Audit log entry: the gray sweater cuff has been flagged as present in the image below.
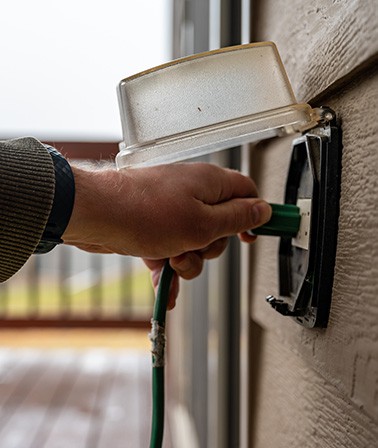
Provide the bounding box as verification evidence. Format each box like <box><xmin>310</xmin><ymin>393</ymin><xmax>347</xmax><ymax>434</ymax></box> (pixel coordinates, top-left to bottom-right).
<box><xmin>0</xmin><ymin>137</ymin><xmax>55</xmax><ymax>282</ymax></box>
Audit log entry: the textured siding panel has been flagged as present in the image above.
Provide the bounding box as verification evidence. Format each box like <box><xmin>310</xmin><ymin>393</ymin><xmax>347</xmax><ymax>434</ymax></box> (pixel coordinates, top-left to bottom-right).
<box><xmin>252</xmin><ymin>332</ymin><xmax>378</xmax><ymax>448</ymax></box>
<box><xmin>248</xmin><ymin>1</ymin><xmax>378</xmax><ymax>440</ymax></box>
<box><xmin>252</xmin><ymin>0</ymin><xmax>378</xmax><ymax>102</ymax></box>
<box><xmin>249</xmin><ymin>67</ymin><xmax>378</xmax><ymax>424</ymax></box>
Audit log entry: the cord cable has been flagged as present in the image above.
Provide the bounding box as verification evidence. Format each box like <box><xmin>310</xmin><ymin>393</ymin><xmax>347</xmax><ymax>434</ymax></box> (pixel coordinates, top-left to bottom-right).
<box><xmin>149</xmin><ymin>260</ymin><xmax>175</xmax><ymax>448</ymax></box>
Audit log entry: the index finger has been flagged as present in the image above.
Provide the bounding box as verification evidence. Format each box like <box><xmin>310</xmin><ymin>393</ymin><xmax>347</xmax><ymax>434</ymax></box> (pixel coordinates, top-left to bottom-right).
<box><xmin>191</xmin><ymin>164</ymin><xmax>258</xmax><ymax>204</ymax></box>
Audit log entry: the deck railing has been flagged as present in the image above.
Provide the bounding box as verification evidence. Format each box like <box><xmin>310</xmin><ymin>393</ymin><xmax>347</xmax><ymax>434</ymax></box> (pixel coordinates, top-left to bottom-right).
<box><xmin>0</xmin><ymin>141</ymin><xmax>153</xmax><ymax>328</ymax></box>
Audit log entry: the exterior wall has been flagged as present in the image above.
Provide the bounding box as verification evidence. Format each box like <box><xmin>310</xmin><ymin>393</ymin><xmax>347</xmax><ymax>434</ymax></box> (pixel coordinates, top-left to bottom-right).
<box><xmin>247</xmin><ymin>1</ymin><xmax>378</xmax><ymax>446</ymax></box>
<box><xmin>251</xmin><ymin>0</ymin><xmax>378</xmax><ymax>102</ymax></box>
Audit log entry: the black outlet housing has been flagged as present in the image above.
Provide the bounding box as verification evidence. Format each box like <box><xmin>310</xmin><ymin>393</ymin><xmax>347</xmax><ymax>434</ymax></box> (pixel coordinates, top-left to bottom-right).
<box><xmin>267</xmin><ymin>109</ymin><xmax>341</xmax><ymax>328</ymax></box>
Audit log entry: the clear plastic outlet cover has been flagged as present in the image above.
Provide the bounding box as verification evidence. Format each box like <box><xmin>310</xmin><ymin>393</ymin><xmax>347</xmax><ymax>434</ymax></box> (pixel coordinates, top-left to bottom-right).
<box><xmin>116</xmin><ymin>42</ymin><xmax>320</xmax><ymax>168</ymax></box>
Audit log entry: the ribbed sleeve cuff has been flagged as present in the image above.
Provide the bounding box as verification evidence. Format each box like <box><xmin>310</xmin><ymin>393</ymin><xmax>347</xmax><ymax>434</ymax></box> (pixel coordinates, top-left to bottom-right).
<box><xmin>0</xmin><ymin>137</ymin><xmax>55</xmax><ymax>282</ymax></box>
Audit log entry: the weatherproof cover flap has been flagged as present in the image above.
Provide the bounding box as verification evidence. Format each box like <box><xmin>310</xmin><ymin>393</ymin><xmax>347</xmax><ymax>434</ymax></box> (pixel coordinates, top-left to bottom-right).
<box><xmin>116</xmin><ymin>42</ymin><xmax>319</xmax><ymax>168</ymax></box>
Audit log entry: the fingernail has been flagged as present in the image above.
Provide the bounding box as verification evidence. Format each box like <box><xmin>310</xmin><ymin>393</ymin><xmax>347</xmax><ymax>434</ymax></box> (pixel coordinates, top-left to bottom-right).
<box><xmin>252</xmin><ymin>201</ymin><xmax>272</xmax><ymax>226</ymax></box>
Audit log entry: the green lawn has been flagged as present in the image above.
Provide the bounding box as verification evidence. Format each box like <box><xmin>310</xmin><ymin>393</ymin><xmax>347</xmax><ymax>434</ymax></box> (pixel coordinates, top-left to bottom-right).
<box><xmin>0</xmin><ymin>268</ymin><xmax>154</xmax><ymax>319</ymax></box>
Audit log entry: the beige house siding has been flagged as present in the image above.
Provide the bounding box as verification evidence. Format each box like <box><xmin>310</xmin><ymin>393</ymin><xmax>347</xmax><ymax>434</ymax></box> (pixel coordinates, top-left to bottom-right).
<box><xmin>247</xmin><ymin>1</ymin><xmax>378</xmax><ymax>446</ymax></box>
<box><xmin>251</xmin><ymin>0</ymin><xmax>378</xmax><ymax>102</ymax></box>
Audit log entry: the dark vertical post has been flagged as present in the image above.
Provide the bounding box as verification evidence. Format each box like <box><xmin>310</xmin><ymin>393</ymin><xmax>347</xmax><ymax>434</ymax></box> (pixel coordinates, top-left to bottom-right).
<box><xmin>0</xmin><ymin>282</ymin><xmax>8</xmax><ymax>317</ymax></box>
<box><xmin>221</xmin><ymin>1</ymin><xmax>242</xmax><ymax>446</ymax></box>
<box><xmin>91</xmin><ymin>254</ymin><xmax>103</xmax><ymax>320</ymax></box>
<box><xmin>28</xmin><ymin>256</ymin><xmax>41</xmax><ymax>319</ymax></box>
<box><xmin>59</xmin><ymin>246</ymin><xmax>71</xmax><ymax>320</ymax></box>
<box><xmin>120</xmin><ymin>256</ymin><xmax>133</xmax><ymax>319</ymax></box>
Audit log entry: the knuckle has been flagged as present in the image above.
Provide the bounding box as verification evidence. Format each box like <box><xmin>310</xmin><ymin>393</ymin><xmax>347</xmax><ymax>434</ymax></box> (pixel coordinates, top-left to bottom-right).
<box><xmin>229</xmin><ymin>200</ymin><xmax>253</xmax><ymax>233</ymax></box>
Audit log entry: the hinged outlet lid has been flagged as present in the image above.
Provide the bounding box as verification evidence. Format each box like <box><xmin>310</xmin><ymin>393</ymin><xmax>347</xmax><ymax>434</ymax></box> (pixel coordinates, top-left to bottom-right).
<box><xmin>116</xmin><ymin>42</ymin><xmax>320</xmax><ymax>168</ymax></box>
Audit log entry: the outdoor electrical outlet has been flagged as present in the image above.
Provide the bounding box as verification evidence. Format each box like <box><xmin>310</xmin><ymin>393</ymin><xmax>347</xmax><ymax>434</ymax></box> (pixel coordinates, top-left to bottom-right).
<box><xmin>292</xmin><ymin>198</ymin><xmax>311</xmax><ymax>250</ymax></box>
<box><xmin>115</xmin><ymin>43</ymin><xmax>342</xmax><ymax>329</ymax></box>
<box><xmin>264</xmin><ymin>108</ymin><xmax>341</xmax><ymax>328</ymax></box>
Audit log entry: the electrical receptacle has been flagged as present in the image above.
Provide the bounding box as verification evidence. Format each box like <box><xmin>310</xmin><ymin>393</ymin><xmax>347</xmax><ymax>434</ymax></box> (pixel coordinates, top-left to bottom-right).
<box><xmin>292</xmin><ymin>198</ymin><xmax>311</xmax><ymax>250</ymax></box>
<box><xmin>266</xmin><ymin>108</ymin><xmax>341</xmax><ymax>328</ymax></box>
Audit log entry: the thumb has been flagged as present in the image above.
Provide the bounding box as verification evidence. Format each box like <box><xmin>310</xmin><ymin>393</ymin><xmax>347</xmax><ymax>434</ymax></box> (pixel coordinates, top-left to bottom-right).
<box><xmin>211</xmin><ymin>199</ymin><xmax>272</xmax><ymax>237</ymax></box>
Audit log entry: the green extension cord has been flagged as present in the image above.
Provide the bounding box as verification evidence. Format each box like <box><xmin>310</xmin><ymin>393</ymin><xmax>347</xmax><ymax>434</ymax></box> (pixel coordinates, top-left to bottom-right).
<box><xmin>149</xmin><ymin>260</ymin><xmax>175</xmax><ymax>448</ymax></box>
<box><xmin>148</xmin><ymin>203</ymin><xmax>301</xmax><ymax>447</ymax></box>
<box><xmin>252</xmin><ymin>203</ymin><xmax>301</xmax><ymax>237</ymax></box>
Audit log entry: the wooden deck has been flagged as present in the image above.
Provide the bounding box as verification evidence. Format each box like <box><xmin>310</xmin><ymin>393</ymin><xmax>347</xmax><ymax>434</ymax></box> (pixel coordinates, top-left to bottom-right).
<box><xmin>0</xmin><ymin>347</ymin><xmax>169</xmax><ymax>447</ymax></box>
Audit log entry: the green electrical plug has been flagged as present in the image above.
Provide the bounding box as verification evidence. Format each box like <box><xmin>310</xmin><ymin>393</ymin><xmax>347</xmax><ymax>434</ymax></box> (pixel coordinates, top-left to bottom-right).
<box><xmin>252</xmin><ymin>203</ymin><xmax>301</xmax><ymax>237</ymax></box>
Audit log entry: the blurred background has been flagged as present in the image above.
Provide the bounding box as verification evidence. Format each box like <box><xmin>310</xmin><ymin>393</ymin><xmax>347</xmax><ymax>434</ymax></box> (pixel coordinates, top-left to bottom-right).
<box><xmin>0</xmin><ymin>0</ymin><xmax>171</xmax><ymax>141</ymax></box>
<box><xmin>0</xmin><ymin>1</ymin><xmax>172</xmax><ymax>447</ymax></box>
<box><xmin>0</xmin><ymin>0</ymin><xmax>172</xmax><ymax>326</ymax></box>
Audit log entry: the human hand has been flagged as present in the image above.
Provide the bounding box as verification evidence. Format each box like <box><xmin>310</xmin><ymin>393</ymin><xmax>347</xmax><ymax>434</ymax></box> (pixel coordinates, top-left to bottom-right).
<box><xmin>63</xmin><ymin>162</ymin><xmax>271</xmax><ymax>305</ymax></box>
<box><xmin>143</xmin><ymin>237</ymin><xmax>229</xmax><ymax>309</ymax></box>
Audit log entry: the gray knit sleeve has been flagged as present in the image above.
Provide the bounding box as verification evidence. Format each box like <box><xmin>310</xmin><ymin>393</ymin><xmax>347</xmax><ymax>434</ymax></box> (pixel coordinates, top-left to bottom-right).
<box><xmin>0</xmin><ymin>137</ymin><xmax>55</xmax><ymax>282</ymax></box>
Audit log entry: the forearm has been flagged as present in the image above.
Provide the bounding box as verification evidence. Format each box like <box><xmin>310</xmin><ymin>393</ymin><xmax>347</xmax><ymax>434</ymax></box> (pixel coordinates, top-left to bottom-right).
<box><xmin>62</xmin><ymin>164</ymin><xmax>128</xmax><ymax>252</ymax></box>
